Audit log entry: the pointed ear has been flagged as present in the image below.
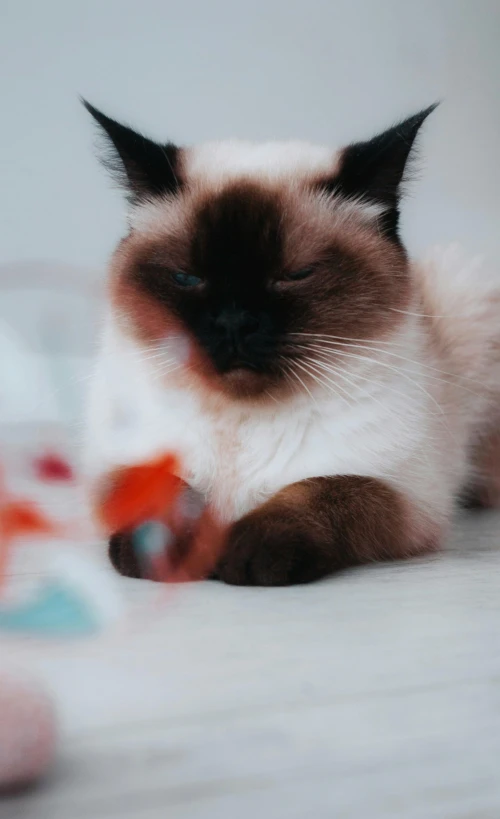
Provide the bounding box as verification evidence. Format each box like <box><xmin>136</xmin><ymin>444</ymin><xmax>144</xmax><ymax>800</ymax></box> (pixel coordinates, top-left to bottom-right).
<box><xmin>82</xmin><ymin>100</ymin><xmax>181</xmax><ymax>203</ymax></box>
<box><xmin>324</xmin><ymin>104</ymin><xmax>438</xmax><ymax>239</ymax></box>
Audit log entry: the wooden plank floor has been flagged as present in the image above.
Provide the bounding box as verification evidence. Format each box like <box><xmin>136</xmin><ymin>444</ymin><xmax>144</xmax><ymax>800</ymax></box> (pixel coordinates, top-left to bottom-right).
<box><xmin>2</xmin><ymin>509</ymin><xmax>500</xmax><ymax>818</ymax></box>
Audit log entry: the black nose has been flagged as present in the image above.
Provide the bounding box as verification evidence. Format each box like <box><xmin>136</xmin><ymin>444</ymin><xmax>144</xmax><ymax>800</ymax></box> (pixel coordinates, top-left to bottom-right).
<box><xmin>214</xmin><ymin>309</ymin><xmax>259</xmax><ymax>339</ymax></box>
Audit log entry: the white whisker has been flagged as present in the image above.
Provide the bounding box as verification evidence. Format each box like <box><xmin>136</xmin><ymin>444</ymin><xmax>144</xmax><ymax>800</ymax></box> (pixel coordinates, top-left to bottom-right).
<box><xmin>289</xmin><ymin>340</ymin><xmax>447</xmax><ymax>421</ymax></box>
<box><xmin>265</xmin><ymin>389</ymin><xmax>280</xmax><ymax>405</ymax></box>
<box><xmin>292</xmin><ymin>359</ymin><xmax>354</xmax><ymax>408</ymax></box>
<box><xmin>288</xmin><ymin>368</ymin><xmax>321</xmax><ymax>410</ymax></box>
<box><xmin>301</xmin><ymin>341</ymin><xmax>484</xmax><ymax>400</ymax></box>
<box><xmin>151</xmin><ymin>363</ymin><xmax>185</xmax><ymax>381</ymax></box>
<box><xmin>291</xmin><ymin>331</ymin><xmax>402</xmax><ymax>347</ymax></box>
<box><xmin>305</xmin><ymin>357</ymin><xmax>421</xmax><ymax>428</ymax></box>
<box><xmin>132</xmin><ymin>350</ymin><xmax>177</xmax><ymax>364</ymax></box>
<box><xmin>389</xmin><ymin>307</ymin><xmax>473</xmax><ymax>319</ymax></box>
<box><xmin>280</xmin><ymin>359</ymin><xmax>322</xmax><ymax>410</ymax></box>
<box><xmin>314</xmin><ymin>348</ymin><xmax>450</xmax><ymax>424</ymax></box>
<box><xmin>290</xmin><ymin>332</ymin><xmax>485</xmax><ymax>387</ymax></box>
<box><xmin>307</xmin><ymin>354</ymin><xmax>434</xmax><ymax>416</ymax></box>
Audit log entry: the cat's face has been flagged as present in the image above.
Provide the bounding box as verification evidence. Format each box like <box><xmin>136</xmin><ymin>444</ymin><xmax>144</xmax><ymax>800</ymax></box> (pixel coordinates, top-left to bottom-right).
<box><xmin>86</xmin><ymin>103</ymin><xmax>435</xmax><ymax>400</ymax></box>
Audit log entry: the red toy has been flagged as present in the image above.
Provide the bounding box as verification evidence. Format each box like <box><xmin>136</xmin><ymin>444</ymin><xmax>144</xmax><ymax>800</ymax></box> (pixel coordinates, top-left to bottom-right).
<box><xmin>96</xmin><ymin>454</ymin><xmax>225</xmax><ymax>583</ymax></box>
<box><xmin>0</xmin><ymin>467</ymin><xmax>61</xmax><ymax>593</ymax></box>
<box><xmin>34</xmin><ymin>452</ymin><xmax>74</xmax><ymax>483</ymax></box>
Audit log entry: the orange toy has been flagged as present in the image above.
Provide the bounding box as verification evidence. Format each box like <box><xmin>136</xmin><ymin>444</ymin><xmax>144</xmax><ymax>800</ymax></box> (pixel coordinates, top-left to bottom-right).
<box><xmin>0</xmin><ymin>467</ymin><xmax>60</xmax><ymax>593</ymax></box>
<box><xmin>96</xmin><ymin>454</ymin><xmax>225</xmax><ymax>583</ymax></box>
<box><xmin>97</xmin><ymin>454</ymin><xmax>183</xmax><ymax>533</ymax></box>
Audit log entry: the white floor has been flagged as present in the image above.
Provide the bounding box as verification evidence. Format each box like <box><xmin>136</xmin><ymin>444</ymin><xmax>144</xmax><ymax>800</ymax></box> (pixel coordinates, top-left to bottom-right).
<box><xmin>2</xmin><ymin>509</ymin><xmax>500</xmax><ymax>819</ymax></box>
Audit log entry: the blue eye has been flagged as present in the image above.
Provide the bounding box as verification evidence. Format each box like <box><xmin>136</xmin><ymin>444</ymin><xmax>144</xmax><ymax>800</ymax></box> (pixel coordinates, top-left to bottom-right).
<box><xmin>171</xmin><ymin>271</ymin><xmax>203</xmax><ymax>288</ymax></box>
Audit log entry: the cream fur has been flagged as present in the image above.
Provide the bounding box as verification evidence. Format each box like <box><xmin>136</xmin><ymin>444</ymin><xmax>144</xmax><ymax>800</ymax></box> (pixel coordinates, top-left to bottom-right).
<box><xmin>84</xmin><ymin>244</ymin><xmax>500</xmax><ymax>542</ymax></box>
<box><xmin>184</xmin><ymin>140</ymin><xmax>339</xmax><ymax>183</ymax></box>
<box><xmin>85</xmin><ymin>138</ymin><xmax>500</xmax><ymax>544</ymax></box>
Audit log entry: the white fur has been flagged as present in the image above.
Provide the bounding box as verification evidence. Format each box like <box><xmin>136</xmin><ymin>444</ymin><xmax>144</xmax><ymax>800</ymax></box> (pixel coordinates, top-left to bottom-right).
<box><xmin>184</xmin><ymin>140</ymin><xmax>339</xmax><ymax>183</ymax></box>
<box><xmin>83</xmin><ymin>245</ymin><xmax>500</xmax><ymax>536</ymax></box>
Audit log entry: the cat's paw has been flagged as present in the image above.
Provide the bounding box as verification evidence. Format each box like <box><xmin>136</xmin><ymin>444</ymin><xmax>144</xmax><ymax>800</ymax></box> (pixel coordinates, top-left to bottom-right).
<box><xmin>214</xmin><ymin>507</ymin><xmax>332</xmax><ymax>586</ymax></box>
<box><xmin>108</xmin><ymin>531</ymin><xmax>142</xmax><ymax>579</ymax></box>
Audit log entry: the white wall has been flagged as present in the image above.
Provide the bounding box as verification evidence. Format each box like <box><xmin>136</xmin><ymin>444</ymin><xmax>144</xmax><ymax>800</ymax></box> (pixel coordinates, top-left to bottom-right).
<box><xmin>1</xmin><ymin>0</ymin><xmax>499</xmax><ymax>272</ymax></box>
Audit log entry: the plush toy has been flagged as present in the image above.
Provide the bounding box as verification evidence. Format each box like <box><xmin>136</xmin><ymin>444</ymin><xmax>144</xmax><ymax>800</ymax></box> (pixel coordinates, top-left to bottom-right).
<box><xmin>0</xmin><ymin>673</ymin><xmax>57</xmax><ymax>791</ymax></box>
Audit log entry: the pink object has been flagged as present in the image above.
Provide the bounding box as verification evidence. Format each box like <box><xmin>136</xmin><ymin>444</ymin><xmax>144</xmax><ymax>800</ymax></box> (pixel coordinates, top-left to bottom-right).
<box><xmin>34</xmin><ymin>453</ymin><xmax>74</xmax><ymax>482</ymax></box>
<box><xmin>0</xmin><ymin>674</ymin><xmax>57</xmax><ymax>790</ymax></box>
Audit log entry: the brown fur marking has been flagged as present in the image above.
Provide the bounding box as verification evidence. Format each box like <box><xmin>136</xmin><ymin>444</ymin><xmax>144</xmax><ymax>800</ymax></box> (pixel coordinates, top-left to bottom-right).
<box><xmin>465</xmin><ymin>425</ymin><xmax>500</xmax><ymax>509</ymax></box>
<box><xmin>214</xmin><ymin>475</ymin><xmax>436</xmax><ymax>586</ymax></box>
<box><xmin>108</xmin><ymin>475</ymin><xmax>437</xmax><ymax>586</ymax></box>
<box><xmin>110</xmin><ymin>179</ymin><xmax>411</xmax><ymax>403</ymax></box>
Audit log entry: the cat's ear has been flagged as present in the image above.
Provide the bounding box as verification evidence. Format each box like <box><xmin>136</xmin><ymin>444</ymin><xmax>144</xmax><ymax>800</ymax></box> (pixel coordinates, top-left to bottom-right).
<box><xmin>324</xmin><ymin>104</ymin><xmax>438</xmax><ymax>239</ymax></box>
<box><xmin>82</xmin><ymin>100</ymin><xmax>181</xmax><ymax>203</ymax></box>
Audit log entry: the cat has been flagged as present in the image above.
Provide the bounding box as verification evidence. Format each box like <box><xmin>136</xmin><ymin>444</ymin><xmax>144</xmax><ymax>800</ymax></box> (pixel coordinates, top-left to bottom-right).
<box><xmin>83</xmin><ymin>100</ymin><xmax>500</xmax><ymax>586</ymax></box>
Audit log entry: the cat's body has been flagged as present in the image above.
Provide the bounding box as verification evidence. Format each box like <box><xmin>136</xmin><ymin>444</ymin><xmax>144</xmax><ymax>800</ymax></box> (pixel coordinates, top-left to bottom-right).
<box><xmin>83</xmin><ymin>103</ymin><xmax>500</xmax><ymax>584</ymax></box>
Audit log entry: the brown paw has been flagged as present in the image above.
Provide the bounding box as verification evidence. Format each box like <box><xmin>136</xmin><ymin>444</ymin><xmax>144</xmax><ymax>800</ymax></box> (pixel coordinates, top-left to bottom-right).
<box><xmin>214</xmin><ymin>507</ymin><xmax>333</xmax><ymax>586</ymax></box>
<box><xmin>108</xmin><ymin>531</ymin><xmax>142</xmax><ymax>578</ymax></box>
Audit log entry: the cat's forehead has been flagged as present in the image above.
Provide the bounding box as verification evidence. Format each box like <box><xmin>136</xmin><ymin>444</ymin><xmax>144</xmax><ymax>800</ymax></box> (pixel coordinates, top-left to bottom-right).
<box><xmin>128</xmin><ymin>139</ymin><xmax>370</xmax><ymax>242</ymax></box>
<box><xmin>127</xmin><ymin>142</ymin><xmax>384</xmax><ymax>274</ymax></box>
<box><xmin>184</xmin><ymin>139</ymin><xmax>340</xmax><ymax>184</ymax></box>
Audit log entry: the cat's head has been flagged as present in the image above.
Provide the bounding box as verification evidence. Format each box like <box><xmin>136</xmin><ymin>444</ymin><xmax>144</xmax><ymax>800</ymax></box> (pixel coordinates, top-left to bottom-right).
<box><xmin>85</xmin><ymin>101</ymin><xmax>435</xmax><ymax>400</ymax></box>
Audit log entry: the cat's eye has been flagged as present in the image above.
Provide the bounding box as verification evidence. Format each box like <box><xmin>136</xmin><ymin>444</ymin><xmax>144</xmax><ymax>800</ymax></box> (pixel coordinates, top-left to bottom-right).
<box><xmin>283</xmin><ymin>266</ymin><xmax>315</xmax><ymax>282</ymax></box>
<box><xmin>171</xmin><ymin>271</ymin><xmax>204</xmax><ymax>288</ymax></box>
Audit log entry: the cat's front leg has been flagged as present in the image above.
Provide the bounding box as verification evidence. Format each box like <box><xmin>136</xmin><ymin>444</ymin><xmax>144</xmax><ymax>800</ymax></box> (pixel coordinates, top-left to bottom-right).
<box><xmin>215</xmin><ymin>476</ymin><xmax>438</xmax><ymax>586</ymax></box>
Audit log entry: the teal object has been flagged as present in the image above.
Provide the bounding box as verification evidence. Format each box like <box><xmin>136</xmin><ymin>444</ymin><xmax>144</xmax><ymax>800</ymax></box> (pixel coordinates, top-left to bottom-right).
<box><xmin>0</xmin><ymin>580</ymin><xmax>100</xmax><ymax>637</ymax></box>
<box><xmin>133</xmin><ymin>520</ymin><xmax>172</xmax><ymax>557</ymax></box>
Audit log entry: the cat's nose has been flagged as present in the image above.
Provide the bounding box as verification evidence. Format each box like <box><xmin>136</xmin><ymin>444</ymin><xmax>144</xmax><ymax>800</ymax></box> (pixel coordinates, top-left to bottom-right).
<box><xmin>215</xmin><ymin>309</ymin><xmax>259</xmax><ymax>339</ymax></box>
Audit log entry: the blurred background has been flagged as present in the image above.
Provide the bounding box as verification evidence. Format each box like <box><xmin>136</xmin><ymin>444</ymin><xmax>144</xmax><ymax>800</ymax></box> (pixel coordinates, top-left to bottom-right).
<box><xmin>1</xmin><ymin>0</ymin><xmax>500</xmax><ymax>270</ymax></box>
